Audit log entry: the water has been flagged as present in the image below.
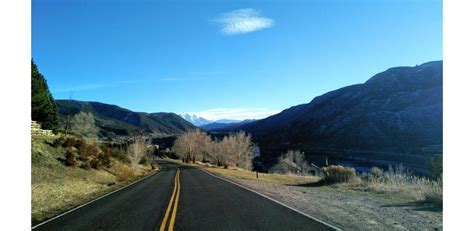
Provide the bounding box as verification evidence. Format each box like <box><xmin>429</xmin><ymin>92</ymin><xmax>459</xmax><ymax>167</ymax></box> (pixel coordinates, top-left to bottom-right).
<box><xmin>335</xmin><ymin>161</ymin><xmax>373</xmax><ymax>173</ymax></box>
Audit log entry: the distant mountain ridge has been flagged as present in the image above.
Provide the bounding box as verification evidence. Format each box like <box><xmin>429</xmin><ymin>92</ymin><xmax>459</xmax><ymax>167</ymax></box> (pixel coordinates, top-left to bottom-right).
<box><xmin>179</xmin><ymin>113</ymin><xmax>212</xmax><ymax>126</ymax></box>
<box><xmin>200</xmin><ymin>119</ymin><xmax>257</xmax><ymax>131</ymax></box>
<box><xmin>180</xmin><ymin>113</ymin><xmax>250</xmax><ymax>127</ymax></box>
<box><xmin>234</xmin><ymin>61</ymin><xmax>442</xmax><ymax>172</ymax></box>
<box><xmin>56</xmin><ymin>100</ymin><xmax>196</xmax><ymax>138</ymax></box>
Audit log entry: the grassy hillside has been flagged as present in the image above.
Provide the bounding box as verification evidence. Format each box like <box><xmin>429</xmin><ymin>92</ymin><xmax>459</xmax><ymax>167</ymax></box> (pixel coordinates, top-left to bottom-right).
<box><xmin>31</xmin><ymin>135</ymin><xmax>156</xmax><ymax>224</ymax></box>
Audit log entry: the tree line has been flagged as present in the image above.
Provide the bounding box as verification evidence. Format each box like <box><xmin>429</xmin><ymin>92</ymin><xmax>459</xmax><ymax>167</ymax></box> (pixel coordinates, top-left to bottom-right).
<box><xmin>173</xmin><ymin>130</ymin><xmax>253</xmax><ymax>170</ymax></box>
<box><xmin>31</xmin><ymin>60</ymin><xmax>59</xmax><ymax>130</ymax></box>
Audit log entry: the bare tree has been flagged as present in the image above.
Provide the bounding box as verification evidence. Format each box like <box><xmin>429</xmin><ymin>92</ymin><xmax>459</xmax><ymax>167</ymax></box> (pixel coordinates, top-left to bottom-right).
<box><xmin>275</xmin><ymin>150</ymin><xmax>310</xmax><ymax>175</ymax></box>
<box><xmin>127</xmin><ymin>136</ymin><xmax>151</xmax><ymax>173</ymax></box>
<box><xmin>70</xmin><ymin>111</ymin><xmax>98</xmax><ymax>142</ymax></box>
<box><xmin>173</xmin><ymin>129</ymin><xmax>207</xmax><ymax>163</ymax></box>
<box><xmin>173</xmin><ymin>130</ymin><xmax>253</xmax><ymax>169</ymax></box>
<box><xmin>212</xmin><ymin>131</ymin><xmax>252</xmax><ymax>169</ymax></box>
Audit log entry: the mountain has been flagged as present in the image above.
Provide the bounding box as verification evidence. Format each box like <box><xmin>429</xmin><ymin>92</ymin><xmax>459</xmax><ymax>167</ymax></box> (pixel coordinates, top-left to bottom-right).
<box><xmin>201</xmin><ymin>119</ymin><xmax>257</xmax><ymax>131</ymax></box>
<box><xmin>236</xmin><ymin>61</ymin><xmax>442</xmax><ymax>172</ymax></box>
<box><xmin>180</xmin><ymin>113</ymin><xmax>212</xmax><ymax>126</ymax></box>
<box><xmin>180</xmin><ymin>113</ymin><xmax>247</xmax><ymax>127</ymax></box>
<box><xmin>56</xmin><ymin>100</ymin><xmax>196</xmax><ymax>138</ymax></box>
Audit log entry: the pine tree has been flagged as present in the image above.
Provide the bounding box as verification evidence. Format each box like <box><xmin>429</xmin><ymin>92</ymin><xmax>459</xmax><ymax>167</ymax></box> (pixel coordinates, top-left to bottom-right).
<box><xmin>31</xmin><ymin>59</ymin><xmax>59</xmax><ymax>130</ymax></box>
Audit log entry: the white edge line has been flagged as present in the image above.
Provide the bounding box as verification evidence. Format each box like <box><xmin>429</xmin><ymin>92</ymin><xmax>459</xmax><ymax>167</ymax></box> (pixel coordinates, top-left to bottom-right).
<box><xmin>198</xmin><ymin>168</ymin><xmax>342</xmax><ymax>231</ymax></box>
<box><xmin>31</xmin><ymin>170</ymin><xmax>160</xmax><ymax>229</ymax></box>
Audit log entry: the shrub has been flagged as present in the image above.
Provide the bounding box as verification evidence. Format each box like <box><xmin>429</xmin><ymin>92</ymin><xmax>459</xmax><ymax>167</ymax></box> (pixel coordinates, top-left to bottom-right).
<box><xmin>90</xmin><ymin>158</ymin><xmax>101</xmax><ymax>169</ymax></box>
<box><xmin>369</xmin><ymin>167</ymin><xmax>385</xmax><ymax>183</ymax></box>
<box><xmin>61</xmin><ymin>137</ymin><xmax>83</xmax><ymax>149</ymax></box>
<box><xmin>65</xmin><ymin>149</ymin><xmax>76</xmax><ymax>167</ymax></box>
<box><xmin>78</xmin><ymin>142</ymin><xmax>101</xmax><ymax>169</ymax></box>
<box><xmin>139</xmin><ymin>155</ymin><xmax>150</xmax><ymax>165</ymax></box>
<box><xmin>424</xmin><ymin>177</ymin><xmax>443</xmax><ymax>207</ymax></box>
<box><xmin>127</xmin><ymin>137</ymin><xmax>151</xmax><ymax>173</ymax></box>
<box><xmin>97</xmin><ymin>152</ymin><xmax>112</xmax><ymax>168</ymax></box>
<box><xmin>321</xmin><ymin>165</ymin><xmax>356</xmax><ymax>184</ymax></box>
<box><xmin>102</xmin><ymin>145</ymin><xmax>129</xmax><ymax>163</ymax></box>
<box><xmin>428</xmin><ymin>154</ymin><xmax>443</xmax><ymax>179</ymax></box>
<box><xmin>52</xmin><ymin>136</ymin><xmax>65</xmax><ymax>148</ymax></box>
<box><xmin>79</xmin><ymin>143</ymin><xmax>100</xmax><ymax>162</ymax></box>
<box><xmin>114</xmin><ymin>164</ymin><xmax>134</xmax><ymax>182</ymax></box>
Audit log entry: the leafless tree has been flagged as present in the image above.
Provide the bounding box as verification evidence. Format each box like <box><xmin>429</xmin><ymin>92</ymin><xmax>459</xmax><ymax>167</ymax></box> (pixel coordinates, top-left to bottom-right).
<box><xmin>276</xmin><ymin>150</ymin><xmax>310</xmax><ymax>175</ymax></box>
<box><xmin>229</xmin><ymin>131</ymin><xmax>253</xmax><ymax>170</ymax></box>
<box><xmin>173</xmin><ymin>129</ymin><xmax>209</xmax><ymax>163</ymax></box>
<box><xmin>127</xmin><ymin>136</ymin><xmax>151</xmax><ymax>173</ymax></box>
<box><xmin>173</xmin><ymin>130</ymin><xmax>253</xmax><ymax>169</ymax></box>
<box><xmin>70</xmin><ymin>111</ymin><xmax>98</xmax><ymax>142</ymax></box>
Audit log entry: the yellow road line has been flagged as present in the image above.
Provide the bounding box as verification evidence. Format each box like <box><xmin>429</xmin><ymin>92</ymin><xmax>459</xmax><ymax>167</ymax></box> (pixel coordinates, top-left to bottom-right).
<box><xmin>159</xmin><ymin>170</ymin><xmax>179</xmax><ymax>231</ymax></box>
<box><xmin>168</xmin><ymin>169</ymin><xmax>180</xmax><ymax>231</ymax></box>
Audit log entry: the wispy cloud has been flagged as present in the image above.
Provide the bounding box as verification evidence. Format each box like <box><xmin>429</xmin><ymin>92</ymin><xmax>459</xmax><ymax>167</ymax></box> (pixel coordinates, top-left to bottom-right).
<box><xmin>214</xmin><ymin>8</ymin><xmax>274</xmax><ymax>35</ymax></box>
<box><xmin>52</xmin><ymin>83</ymin><xmax>108</xmax><ymax>93</ymax></box>
<box><xmin>183</xmin><ymin>108</ymin><xmax>280</xmax><ymax>121</ymax></box>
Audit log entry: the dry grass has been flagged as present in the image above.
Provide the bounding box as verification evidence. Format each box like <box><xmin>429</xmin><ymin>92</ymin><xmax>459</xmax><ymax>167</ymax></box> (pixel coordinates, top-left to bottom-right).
<box><xmin>31</xmin><ymin>136</ymin><xmax>156</xmax><ymax>223</ymax></box>
<box><xmin>205</xmin><ymin>167</ymin><xmax>320</xmax><ymax>185</ymax></box>
<box><xmin>335</xmin><ymin>166</ymin><xmax>443</xmax><ymax>207</ymax></box>
<box><xmin>31</xmin><ymin>165</ymin><xmax>119</xmax><ymax>222</ymax></box>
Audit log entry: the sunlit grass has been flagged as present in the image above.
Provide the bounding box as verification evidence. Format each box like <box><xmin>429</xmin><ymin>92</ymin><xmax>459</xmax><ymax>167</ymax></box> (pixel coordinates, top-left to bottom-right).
<box><xmin>31</xmin><ymin>136</ymin><xmax>155</xmax><ymax>223</ymax></box>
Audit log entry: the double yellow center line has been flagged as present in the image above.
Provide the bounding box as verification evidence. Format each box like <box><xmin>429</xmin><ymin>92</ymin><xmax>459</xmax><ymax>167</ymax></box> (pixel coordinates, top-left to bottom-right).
<box><xmin>159</xmin><ymin>168</ymin><xmax>181</xmax><ymax>231</ymax></box>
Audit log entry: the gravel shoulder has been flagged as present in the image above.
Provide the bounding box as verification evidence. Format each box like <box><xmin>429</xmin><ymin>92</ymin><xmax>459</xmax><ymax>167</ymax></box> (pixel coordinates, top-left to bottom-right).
<box><xmin>206</xmin><ymin>168</ymin><xmax>442</xmax><ymax>230</ymax></box>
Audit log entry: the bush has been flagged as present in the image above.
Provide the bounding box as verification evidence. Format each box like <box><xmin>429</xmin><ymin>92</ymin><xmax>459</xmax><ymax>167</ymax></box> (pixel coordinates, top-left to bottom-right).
<box><xmin>321</xmin><ymin>165</ymin><xmax>356</xmax><ymax>184</ymax></box>
<box><xmin>369</xmin><ymin>167</ymin><xmax>385</xmax><ymax>183</ymax></box>
<box><xmin>102</xmin><ymin>145</ymin><xmax>129</xmax><ymax>163</ymax></box>
<box><xmin>79</xmin><ymin>143</ymin><xmax>100</xmax><ymax>162</ymax></box>
<box><xmin>139</xmin><ymin>156</ymin><xmax>150</xmax><ymax>165</ymax></box>
<box><xmin>52</xmin><ymin>136</ymin><xmax>65</xmax><ymax>148</ymax></box>
<box><xmin>114</xmin><ymin>164</ymin><xmax>134</xmax><ymax>182</ymax></box>
<box><xmin>90</xmin><ymin>158</ymin><xmax>101</xmax><ymax>169</ymax></box>
<box><xmin>97</xmin><ymin>152</ymin><xmax>112</xmax><ymax>168</ymax></box>
<box><xmin>424</xmin><ymin>177</ymin><xmax>443</xmax><ymax>207</ymax></box>
<box><xmin>65</xmin><ymin>149</ymin><xmax>76</xmax><ymax>167</ymax></box>
<box><xmin>62</xmin><ymin>137</ymin><xmax>83</xmax><ymax>149</ymax></box>
<box><xmin>428</xmin><ymin>154</ymin><xmax>443</xmax><ymax>179</ymax></box>
<box><xmin>78</xmin><ymin>142</ymin><xmax>101</xmax><ymax>169</ymax></box>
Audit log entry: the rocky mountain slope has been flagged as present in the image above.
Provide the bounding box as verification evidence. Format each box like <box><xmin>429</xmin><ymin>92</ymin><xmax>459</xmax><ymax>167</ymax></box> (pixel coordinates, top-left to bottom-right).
<box><xmin>237</xmin><ymin>61</ymin><xmax>442</xmax><ymax>171</ymax></box>
<box><xmin>179</xmin><ymin>113</ymin><xmax>212</xmax><ymax>126</ymax></box>
<box><xmin>56</xmin><ymin>100</ymin><xmax>196</xmax><ymax>138</ymax></box>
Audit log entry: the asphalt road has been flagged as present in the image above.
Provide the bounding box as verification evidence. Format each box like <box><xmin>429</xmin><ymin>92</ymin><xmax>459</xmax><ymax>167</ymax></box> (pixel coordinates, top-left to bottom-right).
<box><xmin>33</xmin><ymin>160</ymin><xmax>338</xmax><ymax>231</ymax></box>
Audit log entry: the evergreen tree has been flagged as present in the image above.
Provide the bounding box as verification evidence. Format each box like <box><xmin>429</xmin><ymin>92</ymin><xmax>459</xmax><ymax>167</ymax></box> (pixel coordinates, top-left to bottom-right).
<box><xmin>31</xmin><ymin>59</ymin><xmax>59</xmax><ymax>130</ymax></box>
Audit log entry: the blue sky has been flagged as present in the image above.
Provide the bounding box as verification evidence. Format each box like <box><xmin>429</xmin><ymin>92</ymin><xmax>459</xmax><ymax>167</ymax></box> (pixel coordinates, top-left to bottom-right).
<box><xmin>32</xmin><ymin>0</ymin><xmax>442</xmax><ymax>120</ymax></box>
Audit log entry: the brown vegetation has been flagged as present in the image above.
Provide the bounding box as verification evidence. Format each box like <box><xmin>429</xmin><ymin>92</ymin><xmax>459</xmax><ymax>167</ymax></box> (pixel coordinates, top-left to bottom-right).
<box><xmin>32</xmin><ymin>135</ymin><xmax>156</xmax><ymax>223</ymax></box>
<box><xmin>127</xmin><ymin>136</ymin><xmax>151</xmax><ymax>173</ymax></box>
<box><xmin>321</xmin><ymin>165</ymin><xmax>357</xmax><ymax>183</ymax></box>
<box><xmin>173</xmin><ymin>130</ymin><xmax>253</xmax><ymax>170</ymax></box>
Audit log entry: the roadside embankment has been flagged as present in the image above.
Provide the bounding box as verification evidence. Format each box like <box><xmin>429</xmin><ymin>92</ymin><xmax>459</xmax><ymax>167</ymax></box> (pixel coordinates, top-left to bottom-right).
<box><xmin>32</xmin><ymin>136</ymin><xmax>157</xmax><ymax>224</ymax></box>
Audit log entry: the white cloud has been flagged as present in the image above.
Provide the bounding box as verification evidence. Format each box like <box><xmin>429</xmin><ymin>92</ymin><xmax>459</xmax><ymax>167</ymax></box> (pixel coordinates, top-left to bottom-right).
<box><xmin>214</xmin><ymin>8</ymin><xmax>274</xmax><ymax>35</ymax></box>
<box><xmin>183</xmin><ymin>108</ymin><xmax>280</xmax><ymax>121</ymax></box>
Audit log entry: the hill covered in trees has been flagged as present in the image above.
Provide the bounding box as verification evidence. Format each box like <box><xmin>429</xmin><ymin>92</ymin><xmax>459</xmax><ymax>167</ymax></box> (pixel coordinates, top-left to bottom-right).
<box><xmin>56</xmin><ymin>100</ymin><xmax>197</xmax><ymax>139</ymax></box>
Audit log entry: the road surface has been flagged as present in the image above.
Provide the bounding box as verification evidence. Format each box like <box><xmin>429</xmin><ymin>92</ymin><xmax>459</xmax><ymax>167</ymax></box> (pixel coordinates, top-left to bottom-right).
<box><xmin>33</xmin><ymin>160</ymin><xmax>337</xmax><ymax>230</ymax></box>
